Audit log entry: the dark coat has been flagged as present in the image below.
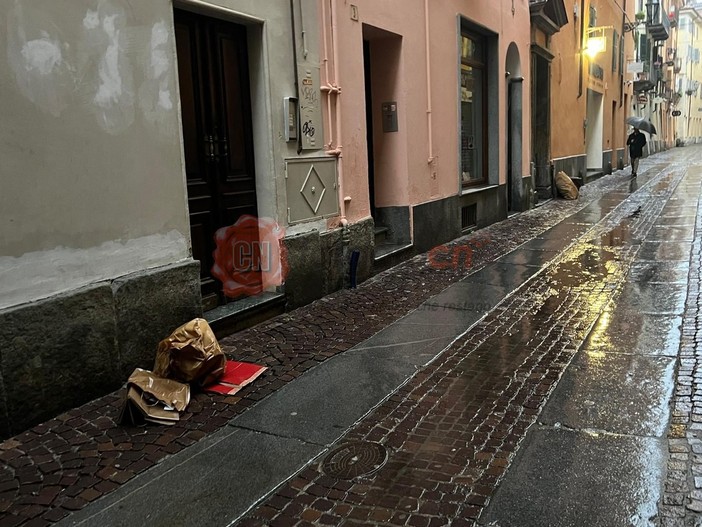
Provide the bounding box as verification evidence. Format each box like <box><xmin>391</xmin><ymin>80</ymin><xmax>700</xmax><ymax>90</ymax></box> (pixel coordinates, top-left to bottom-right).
<box><xmin>627</xmin><ymin>130</ymin><xmax>647</xmax><ymax>158</ymax></box>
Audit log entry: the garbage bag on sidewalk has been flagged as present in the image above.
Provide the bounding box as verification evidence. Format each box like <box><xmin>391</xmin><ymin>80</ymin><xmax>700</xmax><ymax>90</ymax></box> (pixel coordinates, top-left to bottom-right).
<box><xmin>118</xmin><ymin>368</ymin><xmax>190</xmax><ymax>426</ymax></box>
<box><xmin>555</xmin><ymin>171</ymin><xmax>579</xmax><ymax>200</ymax></box>
<box><xmin>153</xmin><ymin>318</ymin><xmax>226</xmax><ymax>387</ymax></box>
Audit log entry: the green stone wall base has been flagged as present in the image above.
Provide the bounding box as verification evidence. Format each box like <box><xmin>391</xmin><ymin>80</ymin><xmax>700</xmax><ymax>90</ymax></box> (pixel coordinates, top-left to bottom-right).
<box><xmin>0</xmin><ymin>261</ymin><xmax>201</xmax><ymax>438</ymax></box>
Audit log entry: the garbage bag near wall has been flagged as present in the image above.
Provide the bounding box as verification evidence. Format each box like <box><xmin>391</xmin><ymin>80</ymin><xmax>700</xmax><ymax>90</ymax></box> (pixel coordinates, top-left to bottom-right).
<box><xmin>118</xmin><ymin>368</ymin><xmax>190</xmax><ymax>426</ymax></box>
<box><xmin>555</xmin><ymin>171</ymin><xmax>579</xmax><ymax>200</ymax></box>
<box><xmin>153</xmin><ymin>318</ymin><xmax>226</xmax><ymax>387</ymax></box>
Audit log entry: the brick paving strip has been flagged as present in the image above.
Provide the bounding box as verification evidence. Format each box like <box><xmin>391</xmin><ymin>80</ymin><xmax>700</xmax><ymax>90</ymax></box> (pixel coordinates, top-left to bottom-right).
<box><xmin>0</xmin><ymin>162</ymin><xmax>673</xmax><ymax>527</ymax></box>
<box><xmin>659</xmin><ymin>164</ymin><xmax>702</xmax><ymax>527</ymax></box>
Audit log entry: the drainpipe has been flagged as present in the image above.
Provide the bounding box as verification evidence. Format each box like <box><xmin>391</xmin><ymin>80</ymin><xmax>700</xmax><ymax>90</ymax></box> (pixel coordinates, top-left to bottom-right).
<box><xmin>619</xmin><ymin>0</ymin><xmax>627</xmax><ymax>108</ymax></box>
<box><xmin>327</xmin><ymin>0</ymin><xmax>346</xmax><ymax>225</ymax></box>
<box><xmin>320</xmin><ymin>0</ymin><xmax>335</xmax><ymax>149</ymax></box>
<box><xmin>289</xmin><ymin>0</ymin><xmax>302</xmax><ymax>155</ymax></box>
<box><xmin>424</xmin><ymin>0</ymin><xmax>436</xmax><ymax>168</ymax></box>
<box><xmin>578</xmin><ymin>0</ymin><xmax>585</xmax><ymax>98</ymax></box>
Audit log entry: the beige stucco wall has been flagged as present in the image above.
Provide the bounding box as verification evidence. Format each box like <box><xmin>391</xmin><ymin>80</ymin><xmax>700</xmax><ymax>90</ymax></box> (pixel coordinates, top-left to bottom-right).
<box><xmin>0</xmin><ymin>0</ymin><xmax>193</xmax><ymax>309</ymax></box>
<box><xmin>321</xmin><ymin>0</ymin><xmax>531</xmax><ymax>225</ymax></box>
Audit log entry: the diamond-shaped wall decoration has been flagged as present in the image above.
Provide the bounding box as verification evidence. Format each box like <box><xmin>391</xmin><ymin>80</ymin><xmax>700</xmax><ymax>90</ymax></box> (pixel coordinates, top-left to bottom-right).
<box><xmin>300</xmin><ymin>165</ymin><xmax>326</xmax><ymax>213</ymax></box>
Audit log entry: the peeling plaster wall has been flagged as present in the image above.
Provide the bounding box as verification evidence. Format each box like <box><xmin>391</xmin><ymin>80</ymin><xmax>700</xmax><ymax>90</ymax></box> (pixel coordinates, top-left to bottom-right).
<box><xmin>0</xmin><ymin>0</ymin><xmax>191</xmax><ymax>308</ymax></box>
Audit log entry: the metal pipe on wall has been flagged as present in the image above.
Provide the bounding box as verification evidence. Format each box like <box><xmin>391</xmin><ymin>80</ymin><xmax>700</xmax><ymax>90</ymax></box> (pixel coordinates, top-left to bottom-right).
<box><xmin>320</xmin><ymin>0</ymin><xmax>335</xmax><ymax>150</ymax></box>
<box><xmin>578</xmin><ymin>0</ymin><xmax>585</xmax><ymax>98</ymax></box>
<box><xmin>328</xmin><ymin>0</ymin><xmax>346</xmax><ymax>222</ymax></box>
<box><xmin>424</xmin><ymin>0</ymin><xmax>436</xmax><ymax>167</ymax></box>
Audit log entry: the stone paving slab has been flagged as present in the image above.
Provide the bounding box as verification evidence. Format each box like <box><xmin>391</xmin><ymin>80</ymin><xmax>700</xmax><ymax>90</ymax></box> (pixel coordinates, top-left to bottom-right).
<box><xmin>460</xmin><ymin>263</ymin><xmax>539</xmax><ymax>290</ymax></box>
<box><xmin>480</xmin><ymin>427</ymin><xmax>665</xmax><ymax>527</ymax></box>
<box><xmin>230</xmin><ymin>338</ymin><xmax>454</xmax><ymax>447</ymax></box>
<box><xmin>617</xmin><ymin>281</ymin><xmax>687</xmax><ymax>315</ymax></box>
<box><xmin>423</xmin><ymin>283</ymin><xmax>508</xmax><ymax>312</ymax></box>
<box><xmin>585</xmin><ymin>306</ymin><xmax>682</xmax><ymax>358</ymax></box>
<box><xmin>637</xmin><ymin>242</ymin><xmax>693</xmax><ymax>262</ymax></box>
<box><xmin>538</xmin><ymin>351</ymin><xmax>675</xmax><ymax>437</ymax></box>
<box><xmin>59</xmin><ymin>427</ymin><xmax>321</xmax><ymax>527</ymax></box>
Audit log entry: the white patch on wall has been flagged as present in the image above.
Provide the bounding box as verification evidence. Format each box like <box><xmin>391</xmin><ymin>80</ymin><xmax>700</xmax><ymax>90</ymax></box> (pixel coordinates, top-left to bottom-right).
<box><xmin>6</xmin><ymin>2</ymin><xmax>74</xmax><ymax>117</ymax></box>
<box><xmin>88</xmin><ymin>4</ymin><xmax>134</xmax><ymax>134</ymax></box>
<box><xmin>21</xmin><ymin>36</ymin><xmax>62</xmax><ymax>75</ymax></box>
<box><xmin>6</xmin><ymin>0</ymin><xmax>175</xmax><ymax>136</ymax></box>
<box><xmin>0</xmin><ymin>231</ymin><xmax>190</xmax><ymax>311</ymax></box>
<box><xmin>83</xmin><ymin>10</ymin><xmax>100</xmax><ymax>30</ymax></box>
<box><xmin>138</xmin><ymin>20</ymin><xmax>176</xmax><ymax>135</ymax></box>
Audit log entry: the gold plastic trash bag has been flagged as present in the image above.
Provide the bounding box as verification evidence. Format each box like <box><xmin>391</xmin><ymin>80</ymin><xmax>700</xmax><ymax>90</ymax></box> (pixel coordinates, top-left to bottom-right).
<box><xmin>153</xmin><ymin>318</ymin><xmax>226</xmax><ymax>387</ymax></box>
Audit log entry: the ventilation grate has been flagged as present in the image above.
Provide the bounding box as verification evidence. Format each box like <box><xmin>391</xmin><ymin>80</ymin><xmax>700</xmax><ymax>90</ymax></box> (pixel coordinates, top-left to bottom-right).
<box><xmin>461</xmin><ymin>204</ymin><xmax>477</xmax><ymax>231</ymax></box>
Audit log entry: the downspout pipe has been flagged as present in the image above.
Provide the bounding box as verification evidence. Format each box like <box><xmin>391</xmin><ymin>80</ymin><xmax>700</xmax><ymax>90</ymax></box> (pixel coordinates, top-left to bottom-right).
<box><xmin>578</xmin><ymin>0</ymin><xmax>585</xmax><ymax>98</ymax></box>
<box><xmin>619</xmin><ymin>0</ymin><xmax>627</xmax><ymax>108</ymax></box>
<box><xmin>289</xmin><ymin>0</ymin><xmax>302</xmax><ymax>154</ymax></box>
<box><xmin>320</xmin><ymin>0</ymin><xmax>335</xmax><ymax>149</ymax></box>
<box><xmin>328</xmin><ymin>0</ymin><xmax>346</xmax><ymax>223</ymax></box>
<box><xmin>424</xmin><ymin>0</ymin><xmax>435</xmax><ymax>166</ymax></box>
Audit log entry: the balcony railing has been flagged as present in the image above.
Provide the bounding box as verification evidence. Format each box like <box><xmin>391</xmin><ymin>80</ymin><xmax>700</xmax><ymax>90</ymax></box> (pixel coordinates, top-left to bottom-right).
<box><xmin>647</xmin><ymin>3</ymin><xmax>671</xmax><ymax>41</ymax></box>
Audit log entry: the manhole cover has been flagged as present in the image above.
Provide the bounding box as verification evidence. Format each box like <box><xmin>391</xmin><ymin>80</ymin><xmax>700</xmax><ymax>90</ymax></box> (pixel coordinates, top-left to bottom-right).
<box><xmin>321</xmin><ymin>441</ymin><xmax>388</xmax><ymax>479</ymax></box>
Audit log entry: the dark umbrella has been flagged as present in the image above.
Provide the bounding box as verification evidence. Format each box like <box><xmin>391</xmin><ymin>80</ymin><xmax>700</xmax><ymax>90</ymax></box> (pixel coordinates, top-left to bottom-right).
<box><xmin>626</xmin><ymin>116</ymin><xmax>657</xmax><ymax>135</ymax></box>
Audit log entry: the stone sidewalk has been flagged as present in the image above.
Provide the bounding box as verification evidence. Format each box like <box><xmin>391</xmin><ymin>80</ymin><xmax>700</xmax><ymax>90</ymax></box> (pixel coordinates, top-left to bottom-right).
<box><xmin>0</xmin><ymin>153</ymin><xmax>682</xmax><ymax>527</ymax></box>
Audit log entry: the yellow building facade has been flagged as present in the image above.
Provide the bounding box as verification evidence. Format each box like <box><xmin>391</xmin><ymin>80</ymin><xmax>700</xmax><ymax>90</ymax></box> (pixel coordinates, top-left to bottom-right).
<box><xmin>545</xmin><ymin>0</ymin><xmax>680</xmax><ymax>186</ymax></box>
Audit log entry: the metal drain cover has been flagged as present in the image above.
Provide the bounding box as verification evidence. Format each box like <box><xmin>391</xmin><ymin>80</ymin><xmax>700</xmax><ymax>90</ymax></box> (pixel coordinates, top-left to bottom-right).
<box><xmin>321</xmin><ymin>441</ymin><xmax>388</xmax><ymax>479</ymax></box>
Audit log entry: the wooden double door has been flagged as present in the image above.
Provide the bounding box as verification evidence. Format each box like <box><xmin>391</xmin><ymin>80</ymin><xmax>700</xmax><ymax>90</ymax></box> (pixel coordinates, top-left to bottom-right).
<box><xmin>174</xmin><ymin>9</ymin><xmax>258</xmax><ymax>309</ymax></box>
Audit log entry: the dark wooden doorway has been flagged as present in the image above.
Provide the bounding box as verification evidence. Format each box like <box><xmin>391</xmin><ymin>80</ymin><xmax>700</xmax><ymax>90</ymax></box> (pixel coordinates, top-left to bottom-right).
<box><xmin>174</xmin><ymin>9</ymin><xmax>258</xmax><ymax>310</ymax></box>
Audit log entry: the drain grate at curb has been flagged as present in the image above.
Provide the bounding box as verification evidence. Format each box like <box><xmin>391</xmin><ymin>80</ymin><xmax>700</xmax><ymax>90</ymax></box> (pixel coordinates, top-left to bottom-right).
<box><xmin>321</xmin><ymin>441</ymin><xmax>388</xmax><ymax>479</ymax></box>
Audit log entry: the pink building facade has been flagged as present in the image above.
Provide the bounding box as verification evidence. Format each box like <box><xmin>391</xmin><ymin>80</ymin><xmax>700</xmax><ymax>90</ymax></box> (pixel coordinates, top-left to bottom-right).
<box><xmin>321</xmin><ymin>0</ymin><xmax>533</xmax><ymax>263</ymax></box>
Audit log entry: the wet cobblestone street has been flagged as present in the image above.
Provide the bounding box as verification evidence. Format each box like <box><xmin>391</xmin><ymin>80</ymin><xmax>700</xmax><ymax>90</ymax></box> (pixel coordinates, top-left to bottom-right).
<box><xmin>2</xmin><ymin>147</ymin><xmax>702</xmax><ymax>527</ymax></box>
<box><xmin>238</xmin><ymin>154</ymin><xmax>698</xmax><ymax>527</ymax></box>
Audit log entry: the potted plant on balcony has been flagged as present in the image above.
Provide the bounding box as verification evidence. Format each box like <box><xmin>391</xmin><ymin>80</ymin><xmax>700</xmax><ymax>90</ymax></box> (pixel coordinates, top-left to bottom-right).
<box><xmin>635</xmin><ymin>11</ymin><xmax>646</xmax><ymax>22</ymax></box>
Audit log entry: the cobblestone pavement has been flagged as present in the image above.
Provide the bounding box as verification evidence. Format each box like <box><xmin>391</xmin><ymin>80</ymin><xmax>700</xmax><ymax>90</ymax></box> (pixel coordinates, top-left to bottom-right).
<box><xmin>659</xmin><ymin>163</ymin><xmax>702</xmax><ymax>527</ymax></box>
<box><xmin>0</xmin><ymin>150</ymin><xmax>688</xmax><ymax>527</ymax></box>
<box><xmin>236</xmin><ymin>159</ymin><xmax>688</xmax><ymax>527</ymax></box>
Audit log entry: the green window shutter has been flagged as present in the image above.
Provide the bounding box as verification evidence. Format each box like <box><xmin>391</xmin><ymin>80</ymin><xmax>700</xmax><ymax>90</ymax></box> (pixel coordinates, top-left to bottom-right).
<box><xmin>612</xmin><ymin>30</ymin><xmax>619</xmax><ymax>72</ymax></box>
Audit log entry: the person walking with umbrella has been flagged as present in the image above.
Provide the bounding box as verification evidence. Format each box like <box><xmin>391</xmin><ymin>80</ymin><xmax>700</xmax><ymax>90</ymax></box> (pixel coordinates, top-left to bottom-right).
<box><xmin>626</xmin><ymin>127</ymin><xmax>647</xmax><ymax>177</ymax></box>
<box><xmin>625</xmin><ymin>116</ymin><xmax>655</xmax><ymax>178</ymax></box>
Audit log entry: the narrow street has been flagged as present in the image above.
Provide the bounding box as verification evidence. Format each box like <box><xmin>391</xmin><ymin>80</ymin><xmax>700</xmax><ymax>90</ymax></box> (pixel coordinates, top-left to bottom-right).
<box><xmin>40</xmin><ymin>146</ymin><xmax>702</xmax><ymax>527</ymax></box>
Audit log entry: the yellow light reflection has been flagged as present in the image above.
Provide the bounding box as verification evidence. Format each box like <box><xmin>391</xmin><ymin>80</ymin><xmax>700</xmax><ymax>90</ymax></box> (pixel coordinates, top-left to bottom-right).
<box><xmin>585</xmin><ymin>308</ymin><xmax>610</xmax><ymax>364</ymax></box>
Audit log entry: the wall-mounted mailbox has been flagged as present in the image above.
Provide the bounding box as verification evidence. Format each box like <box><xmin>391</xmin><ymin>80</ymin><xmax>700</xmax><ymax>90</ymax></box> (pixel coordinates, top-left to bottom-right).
<box><xmin>382</xmin><ymin>101</ymin><xmax>398</xmax><ymax>133</ymax></box>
